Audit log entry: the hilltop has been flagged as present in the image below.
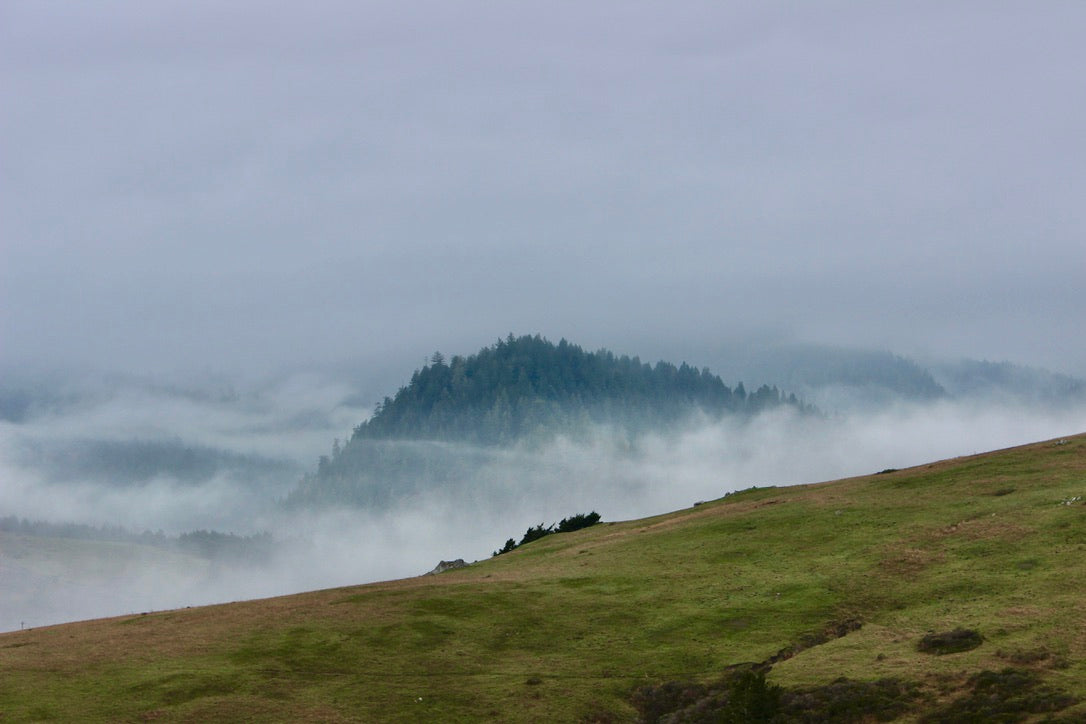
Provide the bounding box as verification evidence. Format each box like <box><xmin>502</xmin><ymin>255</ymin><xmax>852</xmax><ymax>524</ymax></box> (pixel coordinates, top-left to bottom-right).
<box><xmin>288</xmin><ymin>334</ymin><xmax>809</xmax><ymax>508</ymax></box>
<box><xmin>354</xmin><ymin>335</ymin><xmax>806</xmax><ymax>444</ymax></box>
<box><xmin>2</xmin><ymin>433</ymin><xmax>1084</xmax><ymax>721</ymax></box>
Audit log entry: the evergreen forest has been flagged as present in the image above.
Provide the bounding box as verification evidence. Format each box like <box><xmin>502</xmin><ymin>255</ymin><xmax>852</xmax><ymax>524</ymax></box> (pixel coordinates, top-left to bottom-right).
<box><xmin>287</xmin><ymin>335</ymin><xmax>809</xmax><ymax>508</ymax></box>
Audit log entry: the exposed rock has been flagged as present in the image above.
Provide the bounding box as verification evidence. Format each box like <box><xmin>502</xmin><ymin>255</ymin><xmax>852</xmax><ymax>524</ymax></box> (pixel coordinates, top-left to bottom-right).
<box><xmin>426</xmin><ymin>559</ymin><xmax>468</xmax><ymax>575</ymax></box>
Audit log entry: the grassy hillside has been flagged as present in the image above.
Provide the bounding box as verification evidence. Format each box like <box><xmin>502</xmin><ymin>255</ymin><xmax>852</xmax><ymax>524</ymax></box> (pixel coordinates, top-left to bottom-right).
<box><xmin>2</xmin><ymin>434</ymin><xmax>1084</xmax><ymax>721</ymax></box>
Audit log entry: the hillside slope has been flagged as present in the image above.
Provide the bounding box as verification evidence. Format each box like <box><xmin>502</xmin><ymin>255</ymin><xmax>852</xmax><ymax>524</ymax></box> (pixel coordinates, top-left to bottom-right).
<box><xmin>2</xmin><ymin>434</ymin><xmax>1084</xmax><ymax>721</ymax></box>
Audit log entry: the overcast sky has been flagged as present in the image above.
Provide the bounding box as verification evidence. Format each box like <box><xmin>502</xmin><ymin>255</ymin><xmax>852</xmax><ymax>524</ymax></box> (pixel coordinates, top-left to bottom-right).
<box><xmin>3</xmin><ymin>1</ymin><xmax>1085</xmax><ymax>379</ymax></box>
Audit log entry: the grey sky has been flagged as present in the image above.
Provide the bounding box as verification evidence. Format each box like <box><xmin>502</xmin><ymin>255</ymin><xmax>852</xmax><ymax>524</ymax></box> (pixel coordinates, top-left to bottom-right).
<box><xmin>3</xmin><ymin>1</ymin><xmax>1085</xmax><ymax>378</ymax></box>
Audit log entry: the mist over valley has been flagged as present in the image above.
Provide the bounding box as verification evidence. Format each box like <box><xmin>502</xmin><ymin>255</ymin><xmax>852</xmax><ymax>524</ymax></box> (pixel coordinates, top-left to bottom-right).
<box><xmin>5</xmin><ymin>5</ymin><xmax>1086</xmax><ymax>718</ymax></box>
<box><xmin>3</xmin><ymin>336</ymin><xmax>1084</xmax><ymax>632</ymax></box>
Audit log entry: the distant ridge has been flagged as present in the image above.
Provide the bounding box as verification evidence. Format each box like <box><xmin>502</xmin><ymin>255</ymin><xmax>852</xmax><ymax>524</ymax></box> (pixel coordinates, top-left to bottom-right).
<box><xmin>701</xmin><ymin>342</ymin><xmax>1086</xmax><ymax>410</ymax></box>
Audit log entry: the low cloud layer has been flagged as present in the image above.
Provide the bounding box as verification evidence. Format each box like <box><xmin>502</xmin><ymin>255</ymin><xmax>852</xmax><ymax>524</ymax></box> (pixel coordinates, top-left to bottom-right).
<box><xmin>2</xmin><ymin>371</ymin><xmax>1084</xmax><ymax>632</ymax></box>
<box><xmin>5</xmin><ymin>2</ymin><xmax>1086</xmax><ymax>634</ymax></box>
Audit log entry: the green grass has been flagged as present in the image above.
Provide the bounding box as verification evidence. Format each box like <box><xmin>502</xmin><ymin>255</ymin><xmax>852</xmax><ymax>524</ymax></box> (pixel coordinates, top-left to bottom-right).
<box><xmin>1</xmin><ymin>434</ymin><xmax>1085</xmax><ymax>721</ymax></box>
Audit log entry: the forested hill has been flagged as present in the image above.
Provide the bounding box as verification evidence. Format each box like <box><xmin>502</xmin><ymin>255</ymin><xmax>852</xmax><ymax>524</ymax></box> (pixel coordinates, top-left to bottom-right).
<box><xmin>286</xmin><ymin>336</ymin><xmax>808</xmax><ymax>507</ymax></box>
<box><xmin>351</xmin><ymin>334</ymin><xmax>807</xmax><ymax>446</ymax></box>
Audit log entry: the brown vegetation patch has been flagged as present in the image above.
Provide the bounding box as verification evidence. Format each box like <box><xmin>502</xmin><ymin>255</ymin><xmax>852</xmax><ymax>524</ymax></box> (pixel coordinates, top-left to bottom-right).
<box><xmin>996</xmin><ymin>605</ymin><xmax>1044</xmax><ymax>620</ymax></box>
<box><xmin>878</xmin><ymin>546</ymin><xmax>944</xmax><ymax>576</ymax></box>
<box><xmin>643</xmin><ymin>502</ymin><xmax>754</xmax><ymax>530</ymax></box>
<box><xmin>632</xmin><ymin>668</ymin><xmax>921</xmax><ymax>723</ymax></box>
<box><xmin>995</xmin><ymin>646</ymin><xmax>1070</xmax><ymax>669</ymax></box>
<box><xmin>932</xmin><ymin>516</ymin><xmax>1032</xmax><ymax>542</ymax></box>
<box><xmin>782</xmin><ymin>677</ymin><xmax>922</xmax><ymax>723</ymax></box>
<box><xmin>920</xmin><ymin>668</ymin><xmax>1078</xmax><ymax>722</ymax></box>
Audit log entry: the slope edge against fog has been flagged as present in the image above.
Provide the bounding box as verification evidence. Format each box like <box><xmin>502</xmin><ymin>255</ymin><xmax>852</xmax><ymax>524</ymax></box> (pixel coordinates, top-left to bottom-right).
<box><xmin>1</xmin><ymin>432</ymin><xmax>1083</xmax><ymax>722</ymax></box>
<box><xmin>3</xmin><ymin>338</ymin><xmax>1086</xmax><ymax>634</ymax></box>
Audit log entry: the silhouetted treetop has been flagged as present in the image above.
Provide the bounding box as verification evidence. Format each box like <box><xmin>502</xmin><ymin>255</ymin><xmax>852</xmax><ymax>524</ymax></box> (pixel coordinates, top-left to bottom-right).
<box><xmin>350</xmin><ymin>334</ymin><xmax>806</xmax><ymax>446</ymax></box>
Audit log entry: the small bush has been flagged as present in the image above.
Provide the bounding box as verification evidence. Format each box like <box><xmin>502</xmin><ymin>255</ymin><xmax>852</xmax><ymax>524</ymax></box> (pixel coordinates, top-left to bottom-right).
<box><xmin>917</xmin><ymin>628</ymin><xmax>983</xmax><ymax>655</ymax></box>
<box><xmin>662</xmin><ymin>670</ymin><xmax>782</xmax><ymax>723</ymax></box>
<box><xmin>633</xmin><ymin>673</ymin><xmax>921</xmax><ymax>723</ymax></box>
<box><xmin>557</xmin><ymin>511</ymin><xmax>602</xmax><ymax>533</ymax></box>
<box><xmin>780</xmin><ymin>678</ymin><xmax>921</xmax><ymax>723</ymax></box>
<box><xmin>999</xmin><ymin>647</ymin><xmax>1051</xmax><ymax>665</ymax></box>
<box><xmin>921</xmin><ymin>668</ymin><xmax>1078</xmax><ymax>722</ymax></box>
<box><xmin>492</xmin><ymin>512</ymin><xmax>602</xmax><ymax>555</ymax></box>
<box><xmin>519</xmin><ymin>523</ymin><xmax>554</xmax><ymax>546</ymax></box>
<box><xmin>492</xmin><ymin>538</ymin><xmax>517</xmax><ymax>557</ymax></box>
<box><xmin>717</xmin><ymin>670</ymin><xmax>783</xmax><ymax>723</ymax></box>
<box><xmin>630</xmin><ymin>679</ymin><xmax>708</xmax><ymax>722</ymax></box>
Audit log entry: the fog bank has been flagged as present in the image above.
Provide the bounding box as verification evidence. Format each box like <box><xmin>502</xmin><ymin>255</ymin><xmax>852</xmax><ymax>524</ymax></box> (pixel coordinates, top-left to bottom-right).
<box><xmin>2</xmin><ymin>375</ymin><xmax>1083</xmax><ymax>631</ymax></box>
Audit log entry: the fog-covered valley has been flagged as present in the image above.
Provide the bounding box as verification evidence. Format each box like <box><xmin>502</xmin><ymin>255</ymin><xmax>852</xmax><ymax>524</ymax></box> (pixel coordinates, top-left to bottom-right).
<box><xmin>5</xmin><ymin>0</ymin><xmax>1086</xmax><ymax>643</ymax></box>
<box><xmin>3</xmin><ymin>344</ymin><xmax>1085</xmax><ymax>632</ymax></box>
